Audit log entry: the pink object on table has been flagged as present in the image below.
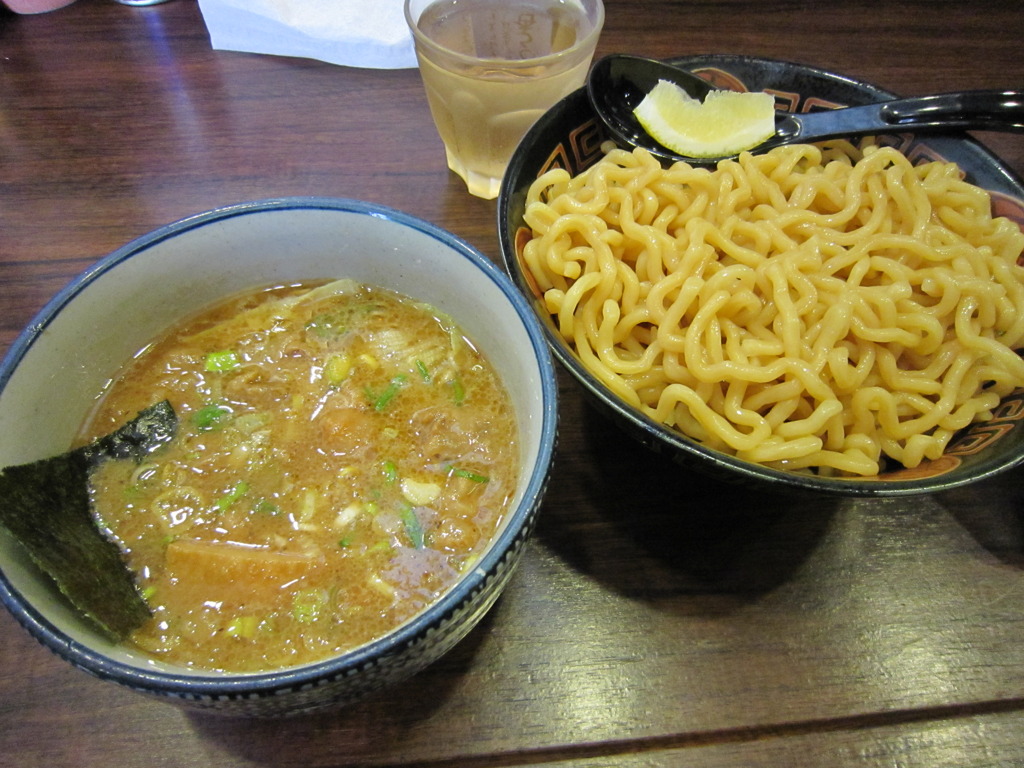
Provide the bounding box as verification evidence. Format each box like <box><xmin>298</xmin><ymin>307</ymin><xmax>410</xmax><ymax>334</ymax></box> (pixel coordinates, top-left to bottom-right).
<box><xmin>3</xmin><ymin>0</ymin><xmax>77</xmax><ymax>12</ymax></box>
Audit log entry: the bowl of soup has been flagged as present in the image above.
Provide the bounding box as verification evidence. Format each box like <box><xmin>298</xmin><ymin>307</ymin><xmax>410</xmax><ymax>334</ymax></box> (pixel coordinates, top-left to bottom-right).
<box><xmin>498</xmin><ymin>54</ymin><xmax>1024</xmax><ymax>496</ymax></box>
<box><xmin>0</xmin><ymin>197</ymin><xmax>558</xmax><ymax>715</ymax></box>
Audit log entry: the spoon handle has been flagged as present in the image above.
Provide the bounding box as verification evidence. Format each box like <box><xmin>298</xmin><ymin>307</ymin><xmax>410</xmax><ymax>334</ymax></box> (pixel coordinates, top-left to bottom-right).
<box><xmin>783</xmin><ymin>90</ymin><xmax>1024</xmax><ymax>144</ymax></box>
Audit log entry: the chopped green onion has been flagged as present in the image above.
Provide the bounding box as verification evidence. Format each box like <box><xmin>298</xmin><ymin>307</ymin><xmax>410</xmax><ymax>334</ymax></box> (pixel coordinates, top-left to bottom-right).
<box><xmin>292</xmin><ymin>588</ymin><xmax>328</xmax><ymax>624</ymax></box>
<box><xmin>232</xmin><ymin>412</ymin><xmax>270</xmax><ymax>434</ymax></box>
<box><xmin>225</xmin><ymin>615</ymin><xmax>260</xmax><ymax>639</ymax></box>
<box><xmin>367</xmin><ymin>573</ymin><xmax>396</xmax><ymax>598</ymax></box>
<box><xmin>415</xmin><ymin>359</ymin><xmax>431</xmax><ymax>382</ymax></box>
<box><xmin>400</xmin><ymin>504</ymin><xmax>426</xmax><ymax>549</ymax></box>
<box><xmin>449</xmin><ymin>376</ymin><xmax>465</xmax><ymax>405</ymax></box>
<box><xmin>122</xmin><ymin>484</ymin><xmax>144</xmax><ymax>501</ymax></box>
<box><xmin>338</xmin><ymin>536</ymin><xmax>353</xmax><ymax>548</ymax></box>
<box><xmin>368</xmin><ymin>540</ymin><xmax>392</xmax><ymax>555</ymax></box>
<box><xmin>216</xmin><ymin>481</ymin><xmax>250</xmax><ymax>511</ymax></box>
<box><xmin>305</xmin><ymin>312</ymin><xmax>346</xmax><ymax>339</ymax></box>
<box><xmin>252</xmin><ymin>498</ymin><xmax>282</xmax><ymax>516</ymax></box>
<box><xmin>448</xmin><ymin>466</ymin><xmax>489</xmax><ymax>483</ymax></box>
<box><xmin>401</xmin><ymin>478</ymin><xmax>441</xmax><ymax>505</ymax></box>
<box><xmin>324</xmin><ymin>353</ymin><xmax>351</xmax><ymax>387</ymax></box>
<box><xmin>367</xmin><ymin>374</ymin><xmax>408</xmax><ymax>411</ymax></box>
<box><xmin>140</xmin><ymin>585</ymin><xmax>157</xmax><ymax>601</ymax></box>
<box><xmin>192</xmin><ymin>403</ymin><xmax>232</xmax><ymax>431</ymax></box>
<box><xmin>445</xmin><ymin>322</ymin><xmax>464</xmax><ymax>353</ymax></box>
<box><xmin>204</xmin><ymin>350</ymin><xmax>241</xmax><ymax>372</ymax></box>
<box><xmin>382</xmin><ymin>460</ymin><xmax>398</xmax><ymax>485</ymax></box>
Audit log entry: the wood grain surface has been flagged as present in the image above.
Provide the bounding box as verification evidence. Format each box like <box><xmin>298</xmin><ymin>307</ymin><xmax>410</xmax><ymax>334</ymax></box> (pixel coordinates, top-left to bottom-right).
<box><xmin>1</xmin><ymin>1</ymin><xmax>1023</xmax><ymax>766</ymax></box>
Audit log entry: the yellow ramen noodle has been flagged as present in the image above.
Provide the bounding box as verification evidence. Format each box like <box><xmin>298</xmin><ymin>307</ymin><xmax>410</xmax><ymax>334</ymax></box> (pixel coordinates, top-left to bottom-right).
<box><xmin>521</xmin><ymin>142</ymin><xmax>1024</xmax><ymax>476</ymax></box>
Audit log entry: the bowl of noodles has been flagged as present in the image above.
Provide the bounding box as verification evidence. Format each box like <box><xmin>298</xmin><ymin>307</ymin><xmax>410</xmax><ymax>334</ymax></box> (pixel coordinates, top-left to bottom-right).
<box><xmin>498</xmin><ymin>54</ymin><xmax>1024</xmax><ymax>496</ymax></box>
<box><xmin>0</xmin><ymin>197</ymin><xmax>558</xmax><ymax>715</ymax></box>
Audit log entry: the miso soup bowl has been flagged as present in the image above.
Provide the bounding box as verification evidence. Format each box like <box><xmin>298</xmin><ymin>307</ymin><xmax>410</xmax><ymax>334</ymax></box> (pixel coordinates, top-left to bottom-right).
<box><xmin>0</xmin><ymin>197</ymin><xmax>558</xmax><ymax>716</ymax></box>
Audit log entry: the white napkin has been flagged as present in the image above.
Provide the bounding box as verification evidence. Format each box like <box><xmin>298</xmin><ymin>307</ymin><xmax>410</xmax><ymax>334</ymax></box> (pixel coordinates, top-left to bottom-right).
<box><xmin>196</xmin><ymin>0</ymin><xmax>417</xmax><ymax>70</ymax></box>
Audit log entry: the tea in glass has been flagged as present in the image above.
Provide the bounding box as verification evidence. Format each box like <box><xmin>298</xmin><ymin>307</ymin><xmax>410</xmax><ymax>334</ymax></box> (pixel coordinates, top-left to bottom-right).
<box><xmin>405</xmin><ymin>0</ymin><xmax>604</xmax><ymax>199</ymax></box>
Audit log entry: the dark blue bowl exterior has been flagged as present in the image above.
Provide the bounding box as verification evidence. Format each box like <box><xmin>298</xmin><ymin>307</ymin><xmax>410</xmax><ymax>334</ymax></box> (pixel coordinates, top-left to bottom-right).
<box><xmin>499</xmin><ymin>55</ymin><xmax>1024</xmax><ymax>497</ymax></box>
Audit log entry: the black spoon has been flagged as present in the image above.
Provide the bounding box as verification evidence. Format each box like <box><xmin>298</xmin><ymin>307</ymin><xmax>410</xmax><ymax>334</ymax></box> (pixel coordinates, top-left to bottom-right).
<box><xmin>587</xmin><ymin>54</ymin><xmax>1024</xmax><ymax>165</ymax></box>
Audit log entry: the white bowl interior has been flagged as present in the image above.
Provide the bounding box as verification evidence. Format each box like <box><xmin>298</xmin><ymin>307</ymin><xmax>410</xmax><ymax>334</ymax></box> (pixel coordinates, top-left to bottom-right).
<box><xmin>0</xmin><ymin>200</ymin><xmax>552</xmax><ymax>678</ymax></box>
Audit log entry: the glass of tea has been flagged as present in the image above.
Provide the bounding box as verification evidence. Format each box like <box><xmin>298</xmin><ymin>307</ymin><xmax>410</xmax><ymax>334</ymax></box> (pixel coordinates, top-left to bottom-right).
<box><xmin>405</xmin><ymin>0</ymin><xmax>605</xmax><ymax>200</ymax></box>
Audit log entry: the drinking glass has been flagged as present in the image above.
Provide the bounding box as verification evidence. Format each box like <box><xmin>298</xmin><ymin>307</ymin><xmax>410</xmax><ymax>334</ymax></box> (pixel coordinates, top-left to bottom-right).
<box><xmin>405</xmin><ymin>0</ymin><xmax>604</xmax><ymax>199</ymax></box>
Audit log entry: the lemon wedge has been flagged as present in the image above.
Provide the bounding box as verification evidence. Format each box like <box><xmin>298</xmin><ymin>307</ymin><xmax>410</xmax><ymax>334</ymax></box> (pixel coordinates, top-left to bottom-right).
<box><xmin>633</xmin><ymin>79</ymin><xmax>777</xmax><ymax>159</ymax></box>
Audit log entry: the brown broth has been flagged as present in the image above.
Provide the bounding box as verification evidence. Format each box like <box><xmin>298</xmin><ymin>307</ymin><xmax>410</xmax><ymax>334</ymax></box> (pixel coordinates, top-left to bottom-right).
<box><xmin>82</xmin><ymin>280</ymin><xmax>518</xmax><ymax>672</ymax></box>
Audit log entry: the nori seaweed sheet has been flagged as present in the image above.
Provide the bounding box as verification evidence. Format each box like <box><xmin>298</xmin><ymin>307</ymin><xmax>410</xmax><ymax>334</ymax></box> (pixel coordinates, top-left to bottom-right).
<box><xmin>0</xmin><ymin>401</ymin><xmax>177</xmax><ymax>640</ymax></box>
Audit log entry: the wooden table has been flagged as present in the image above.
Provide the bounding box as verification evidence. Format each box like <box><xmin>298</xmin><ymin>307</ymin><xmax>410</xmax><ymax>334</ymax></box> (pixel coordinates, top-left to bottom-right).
<box><xmin>2</xmin><ymin>1</ymin><xmax>1023</xmax><ymax>765</ymax></box>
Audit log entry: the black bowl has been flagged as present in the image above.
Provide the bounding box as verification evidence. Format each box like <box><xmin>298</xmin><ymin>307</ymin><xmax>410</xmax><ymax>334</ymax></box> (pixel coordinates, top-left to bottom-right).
<box><xmin>498</xmin><ymin>54</ymin><xmax>1024</xmax><ymax>496</ymax></box>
